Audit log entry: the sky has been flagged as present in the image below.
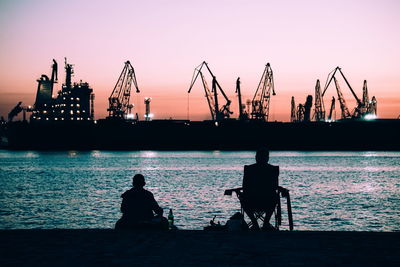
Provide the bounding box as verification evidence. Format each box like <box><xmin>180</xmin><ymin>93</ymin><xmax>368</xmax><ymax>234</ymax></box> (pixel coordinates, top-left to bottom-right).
<box><xmin>0</xmin><ymin>0</ymin><xmax>399</xmax><ymax>121</ymax></box>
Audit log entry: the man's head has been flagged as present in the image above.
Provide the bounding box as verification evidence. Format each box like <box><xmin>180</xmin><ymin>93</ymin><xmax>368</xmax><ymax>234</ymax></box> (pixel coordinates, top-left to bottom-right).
<box><xmin>132</xmin><ymin>174</ymin><xmax>146</xmax><ymax>188</ymax></box>
<box><xmin>255</xmin><ymin>148</ymin><xmax>269</xmax><ymax>164</ymax></box>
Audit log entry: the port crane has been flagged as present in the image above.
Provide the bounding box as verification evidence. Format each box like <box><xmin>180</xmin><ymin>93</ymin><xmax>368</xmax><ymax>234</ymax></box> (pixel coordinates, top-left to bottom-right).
<box><xmin>8</xmin><ymin>102</ymin><xmax>33</xmax><ymax>122</ymax></box>
<box><xmin>235</xmin><ymin>77</ymin><xmax>248</xmax><ymax>121</ymax></box>
<box><xmin>313</xmin><ymin>80</ymin><xmax>325</xmax><ymax>121</ymax></box>
<box><xmin>107</xmin><ymin>61</ymin><xmax>140</xmax><ymax>119</ymax></box>
<box><xmin>251</xmin><ymin>63</ymin><xmax>276</xmax><ymax>121</ymax></box>
<box><xmin>290</xmin><ymin>97</ymin><xmax>296</xmax><ymax>122</ymax></box>
<box><xmin>322</xmin><ymin>66</ymin><xmax>378</xmax><ymax>119</ymax></box>
<box><xmin>291</xmin><ymin>95</ymin><xmax>312</xmax><ymax>122</ymax></box>
<box><xmin>327</xmin><ymin>96</ymin><xmax>336</xmax><ymax>121</ymax></box>
<box><xmin>188</xmin><ymin>61</ymin><xmax>232</xmax><ymax>121</ymax></box>
<box><xmin>333</xmin><ymin>76</ymin><xmax>351</xmax><ymax>119</ymax></box>
<box><xmin>361</xmin><ymin>80</ymin><xmax>377</xmax><ymax>116</ymax></box>
<box><xmin>322</xmin><ymin>67</ymin><xmax>356</xmax><ymax>119</ymax></box>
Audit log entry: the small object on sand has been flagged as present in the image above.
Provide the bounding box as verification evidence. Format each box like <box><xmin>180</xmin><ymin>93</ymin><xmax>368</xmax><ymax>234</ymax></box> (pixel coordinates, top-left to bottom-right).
<box><xmin>168</xmin><ymin>209</ymin><xmax>174</xmax><ymax>228</ymax></box>
<box><xmin>226</xmin><ymin>212</ymin><xmax>248</xmax><ymax>231</ymax></box>
<box><xmin>204</xmin><ymin>216</ymin><xmax>225</xmax><ymax>231</ymax></box>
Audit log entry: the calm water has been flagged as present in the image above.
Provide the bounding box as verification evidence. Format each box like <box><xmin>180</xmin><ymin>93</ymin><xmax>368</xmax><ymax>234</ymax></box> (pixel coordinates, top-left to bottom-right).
<box><xmin>0</xmin><ymin>150</ymin><xmax>399</xmax><ymax>231</ymax></box>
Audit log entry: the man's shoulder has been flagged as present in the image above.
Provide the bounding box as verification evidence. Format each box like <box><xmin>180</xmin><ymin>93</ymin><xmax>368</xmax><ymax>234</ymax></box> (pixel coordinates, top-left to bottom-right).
<box><xmin>143</xmin><ymin>189</ymin><xmax>154</xmax><ymax>196</ymax></box>
<box><xmin>121</xmin><ymin>188</ymin><xmax>153</xmax><ymax>198</ymax></box>
<box><xmin>245</xmin><ymin>163</ymin><xmax>279</xmax><ymax>169</ymax></box>
<box><xmin>121</xmin><ymin>188</ymin><xmax>134</xmax><ymax>198</ymax></box>
<box><xmin>244</xmin><ymin>163</ymin><xmax>258</xmax><ymax>170</ymax></box>
<box><xmin>268</xmin><ymin>164</ymin><xmax>279</xmax><ymax>170</ymax></box>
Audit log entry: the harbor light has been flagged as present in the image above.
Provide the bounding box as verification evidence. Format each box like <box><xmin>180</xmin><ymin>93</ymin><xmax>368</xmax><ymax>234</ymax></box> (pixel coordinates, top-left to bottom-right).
<box><xmin>126</xmin><ymin>113</ymin><xmax>135</xmax><ymax>120</ymax></box>
<box><xmin>364</xmin><ymin>114</ymin><xmax>377</xmax><ymax>120</ymax></box>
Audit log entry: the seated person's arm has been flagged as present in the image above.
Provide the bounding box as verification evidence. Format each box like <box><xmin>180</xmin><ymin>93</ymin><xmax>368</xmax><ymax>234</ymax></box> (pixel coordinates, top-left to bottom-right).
<box><xmin>120</xmin><ymin>196</ymin><xmax>128</xmax><ymax>213</ymax></box>
<box><xmin>150</xmin><ymin>194</ymin><xmax>163</xmax><ymax>217</ymax></box>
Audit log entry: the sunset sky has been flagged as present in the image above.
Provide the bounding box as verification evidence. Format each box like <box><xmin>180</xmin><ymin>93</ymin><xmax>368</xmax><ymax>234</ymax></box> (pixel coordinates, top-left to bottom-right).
<box><xmin>0</xmin><ymin>0</ymin><xmax>399</xmax><ymax>121</ymax></box>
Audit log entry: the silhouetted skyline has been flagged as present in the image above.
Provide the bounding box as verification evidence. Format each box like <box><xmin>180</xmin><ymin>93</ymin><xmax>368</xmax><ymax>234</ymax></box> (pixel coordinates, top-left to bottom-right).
<box><xmin>0</xmin><ymin>0</ymin><xmax>399</xmax><ymax>121</ymax></box>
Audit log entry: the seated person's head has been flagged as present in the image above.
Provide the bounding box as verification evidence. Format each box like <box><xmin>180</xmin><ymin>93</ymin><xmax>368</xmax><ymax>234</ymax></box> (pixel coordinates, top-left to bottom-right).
<box><xmin>132</xmin><ymin>174</ymin><xmax>146</xmax><ymax>188</ymax></box>
<box><xmin>255</xmin><ymin>148</ymin><xmax>269</xmax><ymax>164</ymax></box>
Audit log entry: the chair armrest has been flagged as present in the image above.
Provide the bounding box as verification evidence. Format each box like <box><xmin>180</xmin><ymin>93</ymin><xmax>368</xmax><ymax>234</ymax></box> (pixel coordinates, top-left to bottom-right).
<box><xmin>277</xmin><ymin>186</ymin><xmax>289</xmax><ymax>198</ymax></box>
<box><xmin>224</xmin><ymin>187</ymin><xmax>243</xmax><ymax>196</ymax></box>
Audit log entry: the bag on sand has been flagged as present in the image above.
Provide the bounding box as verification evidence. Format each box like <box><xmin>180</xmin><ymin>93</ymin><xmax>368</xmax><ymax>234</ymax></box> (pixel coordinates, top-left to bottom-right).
<box><xmin>226</xmin><ymin>212</ymin><xmax>248</xmax><ymax>231</ymax></box>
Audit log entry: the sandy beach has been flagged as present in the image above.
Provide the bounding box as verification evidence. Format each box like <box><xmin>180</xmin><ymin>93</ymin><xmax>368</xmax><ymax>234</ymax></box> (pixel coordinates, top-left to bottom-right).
<box><xmin>0</xmin><ymin>230</ymin><xmax>399</xmax><ymax>266</ymax></box>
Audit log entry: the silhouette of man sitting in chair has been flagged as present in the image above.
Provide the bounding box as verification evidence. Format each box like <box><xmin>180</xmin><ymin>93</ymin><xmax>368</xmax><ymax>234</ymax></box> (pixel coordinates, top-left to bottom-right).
<box><xmin>242</xmin><ymin>148</ymin><xmax>279</xmax><ymax>230</ymax></box>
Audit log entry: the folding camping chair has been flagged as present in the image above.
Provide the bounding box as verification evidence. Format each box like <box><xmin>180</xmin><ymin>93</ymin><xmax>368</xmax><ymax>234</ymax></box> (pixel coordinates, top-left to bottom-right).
<box><xmin>224</xmin><ymin>186</ymin><xmax>293</xmax><ymax>231</ymax></box>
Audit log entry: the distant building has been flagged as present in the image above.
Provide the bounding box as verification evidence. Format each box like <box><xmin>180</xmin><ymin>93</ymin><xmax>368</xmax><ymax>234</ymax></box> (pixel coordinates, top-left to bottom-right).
<box><xmin>31</xmin><ymin>59</ymin><xmax>94</xmax><ymax>122</ymax></box>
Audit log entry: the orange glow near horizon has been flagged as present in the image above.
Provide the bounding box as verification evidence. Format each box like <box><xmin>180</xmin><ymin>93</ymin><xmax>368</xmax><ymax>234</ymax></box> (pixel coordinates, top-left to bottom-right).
<box><xmin>0</xmin><ymin>0</ymin><xmax>399</xmax><ymax>121</ymax></box>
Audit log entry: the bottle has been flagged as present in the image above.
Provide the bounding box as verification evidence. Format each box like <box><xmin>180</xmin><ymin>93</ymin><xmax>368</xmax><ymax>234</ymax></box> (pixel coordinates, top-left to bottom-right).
<box><xmin>168</xmin><ymin>209</ymin><xmax>174</xmax><ymax>228</ymax></box>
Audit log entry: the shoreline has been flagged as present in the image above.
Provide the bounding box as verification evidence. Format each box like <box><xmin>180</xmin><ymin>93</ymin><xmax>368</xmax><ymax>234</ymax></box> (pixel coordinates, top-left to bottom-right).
<box><xmin>1</xmin><ymin>229</ymin><xmax>399</xmax><ymax>266</ymax></box>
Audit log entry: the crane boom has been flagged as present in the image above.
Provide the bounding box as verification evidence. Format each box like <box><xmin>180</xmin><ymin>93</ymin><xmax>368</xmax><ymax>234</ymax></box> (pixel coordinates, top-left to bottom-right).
<box><xmin>322</xmin><ymin>66</ymin><xmax>365</xmax><ymax>118</ymax></box>
<box><xmin>188</xmin><ymin>61</ymin><xmax>232</xmax><ymax>121</ymax></box>
<box><xmin>333</xmin><ymin>77</ymin><xmax>351</xmax><ymax>119</ymax></box>
<box><xmin>251</xmin><ymin>63</ymin><xmax>276</xmax><ymax>121</ymax></box>
<box><xmin>200</xmin><ymin>71</ymin><xmax>216</xmax><ymax>120</ymax></box>
<box><xmin>107</xmin><ymin>61</ymin><xmax>140</xmax><ymax>119</ymax></box>
<box><xmin>337</xmin><ymin>68</ymin><xmax>361</xmax><ymax>105</ymax></box>
<box><xmin>323</xmin><ymin>67</ymin><xmax>361</xmax><ymax>104</ymax></box>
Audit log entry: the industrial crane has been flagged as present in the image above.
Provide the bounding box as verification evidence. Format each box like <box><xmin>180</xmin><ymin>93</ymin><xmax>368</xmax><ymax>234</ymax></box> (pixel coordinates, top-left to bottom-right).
<box><xmin>8</xmin><ymin>102</ymin><xmax>33</xmax><ymax>122</ymax></box>
<box><xmin>235</xmin><ymin>77</ymin><xmax>248</xmax><ymax>121</ymax></box>
<box><xmin>333</xmin><ymin>76</ymin><xmax>351</xmax><ymax>119</ymax></box>
<box><xmin>368</xmin><ymin>96</ymin><xmax>377</xmax><ymax>116</ymax></box>
<box><xmin>188</xmin><ymin>61</ymin><xmax>232</xmax><ymax>121</ymax></box>
<box><xmin>361</xmin><ymin>80</ymin><xmax>377</xmax><ymax>116</ymax></box>
<box><xmin>290</xmin><ymin>97</ymin><xmax>296</xmax><ymax>122</ymax></box>
<box><xmin>313</xmin><ymin>80</ymin><xmax>325</xmax><ymax>121</ymax></box>
<box><xmin>327</xmin><ymin>96</ymin><xmax>336</xmax><ymax>121</ymax></box>
<box><xmin>291</xmin><ymin>95</ymin><xmax>312</xmax><ymax>122</ymax></box>
<box><xmin>361</xmin><ymin>80</ymin><xmax>369</xmax><ymax>114</ymax></box>
<box><xmin>251</xmin><ymin>63</ymin><xmax>276</xmax><ymax>121</ymax></box>
<box><xmin>296</xmin><ymin>103</ymin><xmax>304</xmax><ymax>122</ymax></box>
<box><xmin>322</xmin><ymin>67</ymin><xmax>363</xmax><ymax>119</ymax></box>
<box><xmin>107</xmin><ymin>61</ymin><xmax>140</xmax><ymax>119</ymax></box>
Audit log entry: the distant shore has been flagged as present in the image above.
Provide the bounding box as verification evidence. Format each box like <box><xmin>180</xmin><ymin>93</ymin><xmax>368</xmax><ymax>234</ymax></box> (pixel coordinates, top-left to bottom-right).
<box><xmin>1</xmin><ymin>230</ymin><xmax>399</xmax><ymax>266</ymax></box>
<box><xmin>4</xmin><ymin>119</ymin><xmax>400</xmax><ymax>150</ymax></box>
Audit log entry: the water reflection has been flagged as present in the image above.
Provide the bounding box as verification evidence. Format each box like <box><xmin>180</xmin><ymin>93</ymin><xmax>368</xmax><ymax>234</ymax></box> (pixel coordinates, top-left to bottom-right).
<box><xmin>68</xmin><ymin>150</ymin><xmax>78</xmax><ymax>157</ymax></box>
<box><xmin>140</xmin><ymin>151</ymin><xmax>158</xmax><ymax>158</ymax></box>
<box><xmin>0</xmin><ymin>150</ymin><xmax>399</xmax><ymax>231</ymax></box>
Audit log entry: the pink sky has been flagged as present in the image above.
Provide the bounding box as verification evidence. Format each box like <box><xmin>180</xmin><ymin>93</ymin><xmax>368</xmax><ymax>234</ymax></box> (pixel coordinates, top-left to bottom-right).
<box><xmin>0</xmin><ymin>0</ymin><xmax>399</xmax><ymax>121</ymax></box>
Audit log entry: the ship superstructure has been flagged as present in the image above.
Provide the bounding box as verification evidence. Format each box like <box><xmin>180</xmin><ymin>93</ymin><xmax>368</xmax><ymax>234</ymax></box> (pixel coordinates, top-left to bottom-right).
<box><xmin>31</xmin><ymin>58</ymin><xmax>94</xmax><ymax>122</ymax></box>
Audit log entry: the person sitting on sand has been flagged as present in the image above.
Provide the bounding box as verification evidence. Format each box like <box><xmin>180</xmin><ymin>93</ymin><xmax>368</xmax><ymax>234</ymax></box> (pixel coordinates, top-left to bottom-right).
<box><xmin>242</xmin><ymin>148</ymin><xmax>279</xmax><ymax>230</ymax></box>
<box><xmin>115</xmin><ymin>174</ymin><xmax>168</xmax><ymax>230</ymax></box>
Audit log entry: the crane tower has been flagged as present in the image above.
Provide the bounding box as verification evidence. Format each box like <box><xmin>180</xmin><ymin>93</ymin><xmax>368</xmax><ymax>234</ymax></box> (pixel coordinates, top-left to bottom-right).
<box><xmin>322</xmin><ymin>66</ymin><xmax>378</xmax><ymax>119</ymax></box>
<box><xmin>235</xmin><ymin>77</ymin><xmax>248</xmax><ymax>121</ymax></box>
<box><xmin>251</xmin><ymin>63</ymin><xmax>276</xmax><ymax>121</ymax></box>
<box><xmin>290</xmin><ymin>97</ymin><xmax>296</xmax><ymax>122</ymax></box>
<box><xmin>188</xmin><ymin>61</ymin><xmax>232</xmax><ymax>121</ymax></box>
<box><xmin>107</xmin><ymin>61</ymin><xmax>140</xmax><ymax>119</ymax></box>
<box><xmin>314</xmin><ymin>80</ymin><xmax>325</xmax><ymax>121</ymax></box>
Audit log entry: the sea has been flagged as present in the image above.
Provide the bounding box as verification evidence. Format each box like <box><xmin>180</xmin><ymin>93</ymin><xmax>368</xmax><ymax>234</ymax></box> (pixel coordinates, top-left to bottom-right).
<box><xmin>0</xmin><ymin>150</ymin><xmax>399</xmax><ymax>231</ymax></box>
